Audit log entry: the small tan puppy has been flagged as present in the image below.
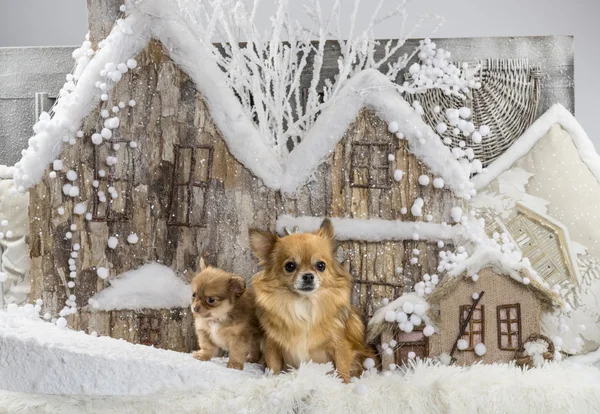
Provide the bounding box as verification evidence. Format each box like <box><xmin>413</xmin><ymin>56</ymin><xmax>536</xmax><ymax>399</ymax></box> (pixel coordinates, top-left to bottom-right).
<box><xmin>249</xmin><ymin>219</ymin><xmax>372</xmax><ymax>383</ymax></box>
<box><xmin>190</xmin><ymin>259</ymin><xmax>262</xmax><ymax>370</ymax></box>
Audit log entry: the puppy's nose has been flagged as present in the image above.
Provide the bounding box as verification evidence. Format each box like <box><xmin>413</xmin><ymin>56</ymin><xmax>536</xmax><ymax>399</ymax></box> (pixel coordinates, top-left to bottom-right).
<box><xmin>193</xmin><ymin>305</ymin><xmax>201</xmax><ymax>313</ymax></box>
<box><xmin>302</xmin><ymin>273</ymin><xmax>314</xmax><ymax>283</ymax></box>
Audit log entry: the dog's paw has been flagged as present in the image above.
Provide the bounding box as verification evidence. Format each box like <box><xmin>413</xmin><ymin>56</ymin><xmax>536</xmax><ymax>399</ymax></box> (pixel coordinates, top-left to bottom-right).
<box><xmin>227</xmin><ymin>361</ymin><xmax>244</xmax><ymax>370</ymax></box>
<box><xmin>192</xmin><ymin>351</ymin><xmax>212</xmax><ymax>361</ymax></box>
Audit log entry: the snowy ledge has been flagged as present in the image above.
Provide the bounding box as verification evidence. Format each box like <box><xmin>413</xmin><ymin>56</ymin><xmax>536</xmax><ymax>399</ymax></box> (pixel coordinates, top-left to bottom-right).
<box><xmin>276</xmin><ymin>216</ymin><xmax>457</xmax><ymax>242</ymax></box>
<box><xmin>472</xmin><ymin>104</ymin><xmax>600</xmax><ymax>190</ymax></box>
<box><xmin>87</xmin><ymin>263</ymin><xmax>191</xmax><ymax>311</ymax></box>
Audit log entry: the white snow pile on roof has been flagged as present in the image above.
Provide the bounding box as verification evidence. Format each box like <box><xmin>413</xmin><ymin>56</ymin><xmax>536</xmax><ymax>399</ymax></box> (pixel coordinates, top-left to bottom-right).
<box><xmin>473</xmin><ymin>104</ymin><xmax>600</xmax><ymax>190</ymax></box>
<box><xmin>0</xmin><ymin>307</ymin><xmax>261</xmax><ymax>396</ymax></box>
<box><xmin>279</xmin><ymin>69</ymin><xmax>473</xmax><ymax>197</ymax></box>
<box><xmin>12</xmin><ymin>13</ymin><xmax>151</xmax><ymax>191</ymax></box>
<box><xmin>12</xmin><ymin>3</ymin><xmax>472</xmax><ymax>197</ymax></box>
<box><xmin>276</xmin><ymin>215</ymin><xmax>459</xmax><ymax>242</ymax></box>
<box><xmin>88</xmin><ymin>263</ymin><xmax>191</xmax><ymax>311</ymax></box>
<box><xmin>367</xmin><ymin>293</ymin><xmax>435</xmax><ymax>343</ymax></box>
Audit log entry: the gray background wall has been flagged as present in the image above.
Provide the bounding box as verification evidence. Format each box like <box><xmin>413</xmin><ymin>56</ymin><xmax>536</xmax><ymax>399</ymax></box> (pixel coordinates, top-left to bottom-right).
<box><xmin>0</xmin><ymin>0</ymin><xmax>598</xmax><ymax>149</ymax></box>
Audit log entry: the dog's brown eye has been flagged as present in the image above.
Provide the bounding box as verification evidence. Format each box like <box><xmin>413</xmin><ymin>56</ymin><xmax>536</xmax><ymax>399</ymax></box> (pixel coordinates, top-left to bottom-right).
<box><xmin>316</xmin><ymin>261</ymin><xmax>326</xmax><ymax>272</ymax></box>
<box><xmin>284</xmin><ymin>262</ymin><xmax>296</xmax><ymax>272</ymax></box>
<box><xmin>192</xmin><ymin>293</ymin><xmax>196</xmax><ymax>298</ymax></box>
<box><xmin>206</xmin><ymin>297</ymin><xmax>216</xmax><ymax>305</ymax></box>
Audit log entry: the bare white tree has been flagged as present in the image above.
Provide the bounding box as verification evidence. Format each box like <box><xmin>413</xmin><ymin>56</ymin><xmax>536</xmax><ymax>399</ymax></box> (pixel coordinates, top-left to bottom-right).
<box><xmin>174</xmin><ymin>0</ymin><xmax>449</xmax><ymax>159</ymax></box>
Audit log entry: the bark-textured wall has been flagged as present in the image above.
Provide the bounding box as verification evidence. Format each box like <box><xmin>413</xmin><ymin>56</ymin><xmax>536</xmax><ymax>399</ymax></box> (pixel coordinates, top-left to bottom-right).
<box><xmin>29</xmin><ymin>40</ymin><xmax>464</xmax><ymax>349</ymax></box>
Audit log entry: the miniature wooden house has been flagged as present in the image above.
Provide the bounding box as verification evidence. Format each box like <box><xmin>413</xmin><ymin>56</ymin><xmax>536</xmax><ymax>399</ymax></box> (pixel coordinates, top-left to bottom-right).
<box><xmin>486</xmin><ymin>203</ymin><xmax>580</xmax><ymax>287</ymax></box>
<box><xmin>368</xmin><ymin>253</ymin><xmax>561</xmax><ymax>367</ymax></box>
<box><xmin>427</xmin><ymin>267</ymin><xmax>558</xmax><ymax>365</ymax></box>
<box><xmin>25</xmin><ymin>2</ymin><xmax>476</xmax><ymax>351</ymax></box>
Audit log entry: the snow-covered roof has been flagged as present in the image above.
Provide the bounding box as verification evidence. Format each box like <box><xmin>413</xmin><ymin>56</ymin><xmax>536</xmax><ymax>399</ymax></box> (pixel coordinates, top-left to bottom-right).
<box><xmin>280</xmin><ymin>69</ymin><xmax>472</xmax><ymax>197</ymax></box>
<box><xmin>87</xmin><ymin>263</ymin><xmax>191</xmax><ymax>311</ymax></box>
<box><xmin>472</xmin><ymin>104</ymin><xmax>600</xmax><ymax>190</ymax></box>
<box><xmin>12</xmin><ymin>7</ymin><xmax>282</xmax><ymax>191</ymax></box>
<box><xmin>432</xmin><ymin>247</ymin><xmax>562</xmax><ymax>307</ymax></box>
<box><xmin>12</xmin><ymin>5</ymin><xmax>471</xmax><ymax>198</ymax></box>
<box><xmin>513</xmin><ymin>202</ymin><xmax>581</xmax><ymax>284</ymax></box>
<box><xmin>276</xmin><ymin>215</ymin><xmax>458</xmax><ymax>242</ymax></box>
<box><xmin>366</xmin><ymin>292</ymin><xmax>435</xmax><ymax>343</ymax></box>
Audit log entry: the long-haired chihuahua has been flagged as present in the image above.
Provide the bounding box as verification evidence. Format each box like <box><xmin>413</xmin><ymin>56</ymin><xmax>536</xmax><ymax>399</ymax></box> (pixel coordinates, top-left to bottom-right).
<box><xmin>248</xmin><ymin>218</ymin><xmax>372</xmax><ymax>382</ymax></box>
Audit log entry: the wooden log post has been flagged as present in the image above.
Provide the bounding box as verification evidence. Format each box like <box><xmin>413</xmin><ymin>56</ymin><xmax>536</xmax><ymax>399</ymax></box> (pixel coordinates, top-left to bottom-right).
<box><xmin>86</xmin><ymin>0</ymin><xmax>122</xmax><ymax>45</ymax></box>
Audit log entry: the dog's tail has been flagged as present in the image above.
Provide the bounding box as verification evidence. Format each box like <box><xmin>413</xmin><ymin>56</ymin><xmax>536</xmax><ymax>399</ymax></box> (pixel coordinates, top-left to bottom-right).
<box><xmin>347</xmin><ymin>310</ymin><xmax>381</xmax><ymax>374</ymax></box>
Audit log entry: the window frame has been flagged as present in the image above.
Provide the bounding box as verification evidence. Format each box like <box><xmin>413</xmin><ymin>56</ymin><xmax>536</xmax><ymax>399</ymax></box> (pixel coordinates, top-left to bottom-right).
<box><xmin>395</xmin><ymin>327</ymin><xmax>429</xmax><ymax>364</ymax></box>
<box><xmin>350</xmin><ymin>142</ymin><xmax>393</xmax><ymax>189</ymax></box>
<box><xmin>91</xmin><ymin>137</ymin><xmax>135</xmax><ymax>222</ymax></box>
<box><xmin>459</xmin><ymin>304</ymin><xmax>485</xmax><ymax>350</ymax></box>
<box><xmin>167</xmin><ymin>144</ymin><xmax>213</xmax><ymax>227</ymax></box>
<box><xmin>496</xmin><ymin>304</ymin><xmax>522</xmax><ymax>351</ymax></box>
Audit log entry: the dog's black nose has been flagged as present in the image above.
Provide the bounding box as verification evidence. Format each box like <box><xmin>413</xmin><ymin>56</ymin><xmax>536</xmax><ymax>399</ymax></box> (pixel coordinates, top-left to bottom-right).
<box><xmin>302</xmin><ymin>273</ymin><xmax>314</xmax><ymax>283</ymax></box>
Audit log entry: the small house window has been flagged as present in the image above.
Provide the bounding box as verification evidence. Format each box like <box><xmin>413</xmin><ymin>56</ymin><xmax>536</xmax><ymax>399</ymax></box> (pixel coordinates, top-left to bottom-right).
<box><xmin>460</xmin><ymin>305</ymin><xmax>485</xmax><ymax>349</ymax></box>
<box><xmin>92</xmin><ymin>139</ymin><xmax>134</xmax><ymax>222</ymax></box>
<box><xmin>168</xmin><ymin>145</ymin><xmax>213</xmax><ymax>227</ymax></box>
<box><xmin>497</xmin><ymin>304</ymin><xmax>521</xmax><ymax>350</ymax></box>
<box><xmin>350</xmin><ymin>143</ymin><xmax>392</xmax><ymax>189</ymax></box>
<box><xmin>138</xmin><ymin>315</ymin><xmax>161</xmax><ymax>347</ymax></box>
<box><xmin>395</xmin><ymin>328</ymin><xmax>428</xmax><ymax>364</ymax></box>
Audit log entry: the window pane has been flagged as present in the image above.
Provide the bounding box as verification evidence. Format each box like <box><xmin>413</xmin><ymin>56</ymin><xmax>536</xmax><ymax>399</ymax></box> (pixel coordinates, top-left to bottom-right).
<box><xmin>499</xmin><ymin>308</ymin><xmax>507</xmax><ymax>320</ymax></box>
<box><xmin>175</xmin><ymin>147</ymin><xmax>193</xmax><ymax>185</ymax></box>
<box><xmin>113</xmin><ymin>146</ymin><xmax>131</xmax><ymax>180</ymax></box>
<box><xmin>370</xmin><ymin>146</ymin><xmax>388</xmax><ymax>166</ymax></box>
<box><xmin>191</xmin><ymin>148</ymin><xmax>211</xmax><ymax>183</ymax></box>
<box><xmin>500</xmin><ymin>322</ymin><xmax>508</xmax><ymax>334</ymax></box>
<box><xmin>511</xmin><ymin>322</ymin><xmax>519</xmax><ymax>333</ymax></box>
<box><xmin>352</xmin><ymin>167</ymin><xmax>369</xmax><ymax>187</ymax></box>
<box><xmin>352</xmin><ymin>146</ymin><xmax>369</xmax><ymax>166</ymax></box>
<box><xmin>110</xmin><ymin>181</ymin><xmax>128</xmax><ymax>215</ymax></box>
<box><xmin>501</xmin><ymin>335</ymin><xmax>509</xmax><ymax>348</ymax></box>
<box><xmin>189</xmin><ymin>186</ymin><xmax>206</xmax><ymax>226</ymax></box>
<box><xmin>473</xmin><ymin>333</ymin><xmax>482</xmax><ymax>345</ymax></box>
<box><xmin>169</xmin><ymin>186</ymin><xmax>189</xmax><ymax>224</ymax></box>
<box><xmin>371</xmin><ymin>168</ymin><xmax>388</xmax><ymax>187</ymax></box>
<box><xmin>509</xmin><ymin>307</ymin><xmax>518</xmax><ymax>319</ymax></box>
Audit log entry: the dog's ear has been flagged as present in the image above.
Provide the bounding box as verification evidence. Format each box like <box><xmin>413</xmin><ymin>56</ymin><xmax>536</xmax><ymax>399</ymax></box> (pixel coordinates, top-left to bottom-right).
<box><xmin>229</xmin><ymin>276</ymin><xmax>246</xmax><ymax>297</ymax></box>
<box><xmin>199</xmin><ymin>256</ymin><xmax>208</xmax><ymax>271</ymax></box>
<box><xmin>248</xmin><ymin>228</ymin><xmax>277</xmax><ymax>261</ymax></box>
<box><xmin>317</xmin><ymin>218</ymin><xmax>334</xmax><ymax>241</ymax></box>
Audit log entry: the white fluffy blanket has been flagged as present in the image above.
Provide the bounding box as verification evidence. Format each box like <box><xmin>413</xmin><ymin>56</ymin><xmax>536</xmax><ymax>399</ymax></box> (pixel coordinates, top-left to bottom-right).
<box><xmin>1</xmin><ymin>360</ymin><xmax>600</xmax><ymax>413</ymax></box>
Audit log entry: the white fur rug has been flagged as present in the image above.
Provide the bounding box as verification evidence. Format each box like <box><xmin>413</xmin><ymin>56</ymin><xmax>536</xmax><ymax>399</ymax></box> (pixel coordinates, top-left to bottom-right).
<box><xmin>1</xmin><ymin>360</ymin><xmax>599</xmax><ymax>413</ymax></box>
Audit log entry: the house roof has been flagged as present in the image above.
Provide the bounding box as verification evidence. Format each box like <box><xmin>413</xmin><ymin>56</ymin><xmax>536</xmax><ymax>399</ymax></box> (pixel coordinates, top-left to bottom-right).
<box><xmin>366</xmin><ymin>292</ymin><xmax>435</xmax><ymax>344</ymax></box>
<box><xmin>280</xmin><ymin>69</ymin><xmax>472</xmax><ymax>197</ymax></box>
<box><xmin>429</xmin><ymin>247</ymin><xmax>563</xmax><ymax>308</ymax></box>
<box><xmin>12</xmin><ymin>4</ymin><xmax>472</xmax><ymax>199</ymax></box>
<box><xmin>472</xmin><ymin>104</ymin><xmax>600</xmax><ymax>190</ymax></box>
<box><xmin>513</xmin><ymin>202</ymin><xmax>581</xmax><ymax>284</ymax></box>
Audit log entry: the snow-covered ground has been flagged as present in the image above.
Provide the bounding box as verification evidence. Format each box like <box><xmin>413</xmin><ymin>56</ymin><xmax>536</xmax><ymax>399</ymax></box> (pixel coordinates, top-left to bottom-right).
<box><xmin>0</xmin><ymin>308</ymin><xmax>261</xmax><ymax>396</ymax></box>
<box><xmin>1</xmin><ymin>308</ymin><xmax>600</xmax><ymax>413</ymax></box>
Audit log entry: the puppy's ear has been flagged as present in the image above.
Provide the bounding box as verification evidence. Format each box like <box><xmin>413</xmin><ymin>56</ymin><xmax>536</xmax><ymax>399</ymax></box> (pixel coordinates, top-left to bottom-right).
<box><xmin>248</xmin><ymin>228</ymin><xmax>277</xmax><ymax>261</ymax></box>
<box><xmin>199</xmin><ymin>256</ymin><xmax>208</xmax><ymax>271</ymax></box>
<box><xmin>229</xmin><ymin>276</ymin><xmax>246</xmax><ymax>297</ymax></box>
<box><xmin>317</xmin><ymin>218</ymin><xmax>334</xmax><ymax>241</ymax></box>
